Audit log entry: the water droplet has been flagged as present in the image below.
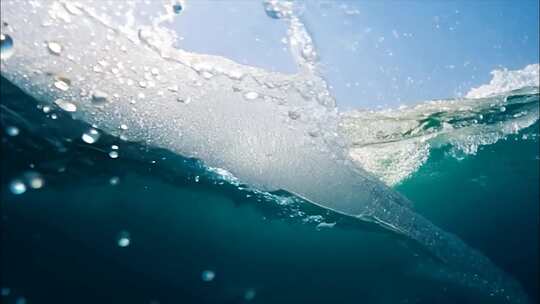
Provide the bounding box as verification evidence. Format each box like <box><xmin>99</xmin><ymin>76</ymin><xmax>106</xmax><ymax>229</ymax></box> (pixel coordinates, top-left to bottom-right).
<box><xmin>0</xmin><ymin>33</ymin><xmax>14</xmax><ymax>60</ymax></box>
<box><xmin>91</xmin><ymin>90</ymin><xmax>108</xmax><ymax>104</ymax></box>
<box><xmin>54</xmin><ymin>77</ymin><xmax>70</xmax><ymax>91</ymax></box>
<box><xmin>9</xmin><ymin>179</ymin><xmax>26</xmax><ymax>195</ymax></box>
<box><xmin>109</xmin><ymin>176</ymin><xmax>120</xmax><ymax>185</ymax></box>
<box><xmin>54</xmin><ymin>99</ymin><xmax>77</xmax><ymax>112</ymax></box>
<box><xmin>5</xmin><ymin>126</ymin><xmax>19</xmax><ymax>136</ymax></box>
<box><xmin>243</xmin><ymin>91</ymin><xmax>259</xmax><ymax>100</ymax></box>
<box><xmin>47</xmin><ymin>41</ymin><xmax>62</xmax><ymax>55</ymax></box>
<box><xmin>109</xmin><ymin>151</ymin><xmax>119</xmax><ymax>159</ymax></box>
<box><xmin>24</xmin><ymin>171</ymin><xmax>44</xmax><ymax>189</ymax></box>
<box><xmin>117</xmin><ymin>231</ymin><xmax>131</xmax><ymax>247</ymax></box>
<box><xmin>201</xmin><ymin>270</ymin><xmax>215</xmax><ymax>282</ymax></box>
<box><xmin>244</xmin><ymin>289</ymin><xmax>256</xmax><ymax>301</ymax></box>
<box><xmin>173</xmin><ymin>2</ymin><xmax>183</xmax><ymax>14</ymax></box>
<box><xmin>81</xmin><ymin>128</ymin><xmax>100</xmax><ymax>144</ymax></box>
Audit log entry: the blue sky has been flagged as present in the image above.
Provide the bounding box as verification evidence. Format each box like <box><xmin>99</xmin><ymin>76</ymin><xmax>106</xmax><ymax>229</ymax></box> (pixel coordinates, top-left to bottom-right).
<box><xmin>166</xmin><ymin>0</ymin><xmax>539</xmax><ymax>109</ymax></box>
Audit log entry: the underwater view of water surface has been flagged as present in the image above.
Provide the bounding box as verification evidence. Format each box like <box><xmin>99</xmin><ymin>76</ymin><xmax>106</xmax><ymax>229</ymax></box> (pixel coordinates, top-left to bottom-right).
<box><xmin>1</xmin><ymin>1</ymin><xmax>539</xmax><ymax>304</ymax></box>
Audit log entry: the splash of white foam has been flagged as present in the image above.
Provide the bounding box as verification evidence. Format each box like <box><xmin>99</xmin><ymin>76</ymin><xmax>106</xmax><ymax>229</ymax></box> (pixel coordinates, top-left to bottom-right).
<box><xmin>466</xmin><ymin>64</ymin><xmax>539</xmax><ymax>99</ymax></box>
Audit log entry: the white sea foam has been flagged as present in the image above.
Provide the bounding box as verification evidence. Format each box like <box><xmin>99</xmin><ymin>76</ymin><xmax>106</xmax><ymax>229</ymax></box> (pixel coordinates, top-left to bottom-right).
<box><xmin>466</xmin><ymin>64</ymin><xmax>539</xmax><ymax>99</ymax></box>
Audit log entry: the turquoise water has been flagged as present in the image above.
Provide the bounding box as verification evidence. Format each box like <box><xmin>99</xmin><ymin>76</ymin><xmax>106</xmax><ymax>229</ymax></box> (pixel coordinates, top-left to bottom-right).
<box><xmin>1</xmin><ymin>73</ymin><xmax>538</xmax><ymax>304</ymax></box>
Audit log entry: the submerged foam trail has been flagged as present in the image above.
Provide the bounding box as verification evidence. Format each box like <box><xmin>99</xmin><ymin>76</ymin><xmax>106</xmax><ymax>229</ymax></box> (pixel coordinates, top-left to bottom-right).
<box><xmin>0</xmin><ymin>1</ymin><xmax>533</xmax><ymax>303</ymax></box>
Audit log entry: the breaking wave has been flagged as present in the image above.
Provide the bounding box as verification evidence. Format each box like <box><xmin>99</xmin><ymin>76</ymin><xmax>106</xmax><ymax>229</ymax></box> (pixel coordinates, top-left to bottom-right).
<box><xmin>1</xmin><ymin>1</ymin><xmax>538</xmax><ymax>303</ymax></box>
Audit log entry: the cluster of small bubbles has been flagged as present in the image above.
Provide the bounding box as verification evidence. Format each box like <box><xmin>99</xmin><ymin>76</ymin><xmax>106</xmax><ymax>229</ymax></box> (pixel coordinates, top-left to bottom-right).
<box><xmin>47</xmin><ymin>41</ymin><xmax>62</xmax><ymax>55</ymax></box>
<box><xmin>109</xmin><ymin>176</ymin><xmax>120</xmax><ymax>185</ymax></box>
<box><xmin>54</xmin><ymin>99</ymin><xmax>77</xmax><ymax>112</ymax></box>
<box><xmin>81</xmin><ymin>128</ymin><xmax>100</xmax><ymax>144</ymax></box>
<box><xmin>0</xmin><ymin>33</ymin><xmax>14</xmax><ymax>60</ymax></box>
<box><xmin>172</xmin><ymin>2</ymin><xmax>183</xmax><ymax>14</ymax></box>
<box><xmin>109</xmin><ymin>151</ymin><xmax>119</xmax><ymax>159</ymax></box>
<box><xmin>117</xmin><ymin>231</ymin><xmax>131</xmax><ymax>247</ymax></box>
<box><xmin>54</xmin><ymin>77</ymin><xmax>71</xmax><ymax>91</ymax></box>
<box><xmin>201</xmin><ymin>270</ymin><xmax>215</xmax><ymax>282</ymax></box>
<box><xmin>91</xmin><ymin>90</ymin><xmax>109</xmax><ymax>104</ymax></box>
<box><xmin>243</xmin><ymin>91</ymin><xmax>259</xmax><ymax>100</ymax></box>
<box><xmin>194</xmin><ymin>175</ymin><xmax>200</xmax><ymax>183</ymax></box>
<box><xmin>244</xmin><ymin>289</ymin><xmax>256</xmax><ymax>301</ymax></box>
<box><xmin>9</xmin><ymin>179</ymin><xmax>27</xmax><ymax>195</ymax></box>
<box><xmin>5</xmin><ymin>126</ymin><xmax>20</xmax><ymax>136</ymax></box>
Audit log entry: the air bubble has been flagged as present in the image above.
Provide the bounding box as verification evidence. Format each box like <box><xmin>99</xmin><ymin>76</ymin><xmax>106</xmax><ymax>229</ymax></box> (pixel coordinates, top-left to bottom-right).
<box><xmin>54</xmin><ymin>99</ymin><xmax>77</xmax><ymax>112</ymax></box>
<box><xmin>109</xmin><ymin>176</ymin><xmax>120</xmax><ymax>185</ymax></box>
<box><xmin>109</xmin><ymin>151</ymin><xmax>119</xmax><ymax>159</ymax></box>
<box><xmin>117</xmin><ymin>231</ymin><xmax>131</xmax><ymax>247</ymax></box>
<box><xmin>0</xmin><ymin>33</ymin><xmax>14</xmax><ymax>60</ymax></box>
<box><xmin>243</xmin><ymin>91</ymin><xmax>259</xmax><ymax>100</ymax></box>
<box><xmin>177</xmin><ymin>97</ymin><xmax>191</xmax><ymax>104</ymax></box>
<box><xmin>81</xmin><ymin>128</ymin><xmax>100</xmax><ymax>144</ymax></box>
<box><xmin>54</xmin><ymin>77</ymin><xmax>71</xmax><ymax>91</ymax></box>
<box><xmin>244</xmin><ymin>289</ymin><xmax>256</xmax><ymax>301</ymax></box>
<box><xmin>120</xmin><ymin>124</ymin><xmax>128</xmax><ymax>130</ymax></box>
<box><xmin>24</xmin><ymin>171</ymin><xmax>45</xmax><ymax>189</ymax></box>
<box><xmin>5</xmin><ymin>126</ymin><xmax>19</xmax><ymax>136</ymax></box>
<box><xmin>201</xmin><ymin>270</ymin><xmax>215</xmax><ymax>282</ymax></box>
<box><xmin>47</xmin><ymin>41</ymin><xmax>62</xmax><ymax>55</ymax></box>
<box><xmin>173</xmin><ymin>2</ymin><xmax>183</xmax><ymax>14</ymax></box>
<box><xmin>91</xmin><ymin>90</ymin><xmax>108</xmax><ymax>104</ymax></box>
<box><xmin>288</xmin><ymin>111</ymin><xmax>300</xmax><ymax>120</ymax></box>
<box><xmin>9</xmin><ymin>179</ymin><xmax>26</xmax><ymax>195</ymax></box>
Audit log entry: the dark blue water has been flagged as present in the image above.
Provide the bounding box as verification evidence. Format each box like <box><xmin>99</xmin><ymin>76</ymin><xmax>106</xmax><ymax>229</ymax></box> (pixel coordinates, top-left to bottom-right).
<box><xmin>1</xmin><ymin>76</ymin><xmax>538</xmax><ymax>304</ymax></box>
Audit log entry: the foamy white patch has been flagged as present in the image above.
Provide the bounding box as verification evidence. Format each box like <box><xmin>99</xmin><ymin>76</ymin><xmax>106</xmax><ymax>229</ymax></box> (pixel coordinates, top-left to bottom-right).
<box><xmin>466</xmin><ymin>64</ymin><xmax>539</xmax><ymax>99</ymax></box>
<box><xmin>343</xmin><ymin>87</ymin><xmax>539</xmax><ymax>186</ymax></box>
